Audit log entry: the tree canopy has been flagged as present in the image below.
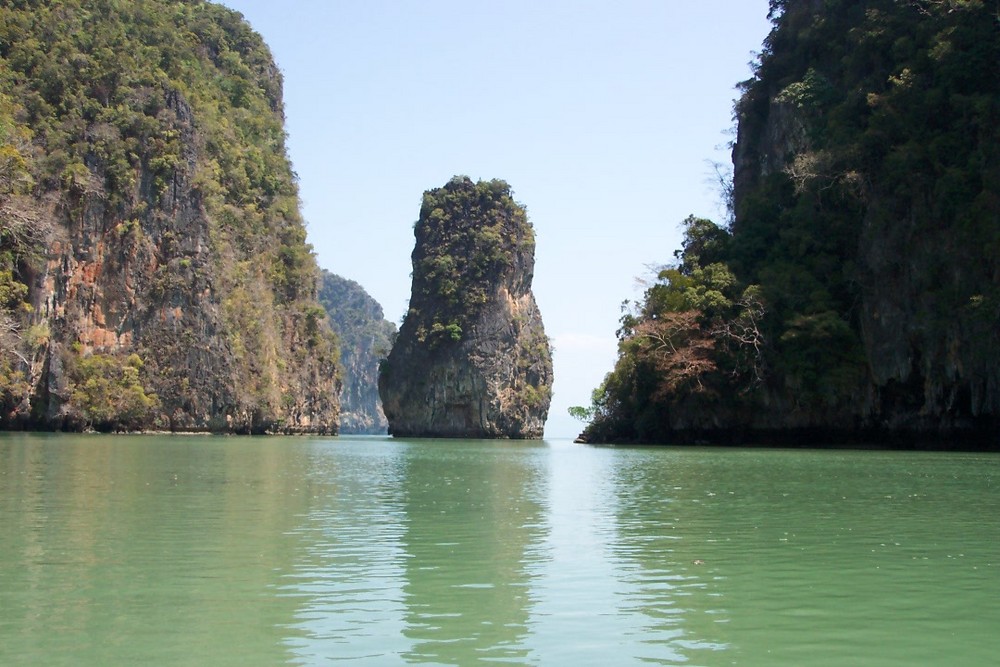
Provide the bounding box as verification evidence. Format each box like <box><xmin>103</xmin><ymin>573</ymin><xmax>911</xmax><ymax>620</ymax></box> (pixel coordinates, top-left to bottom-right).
<box><xmin>406</xmin><ymin>176</ymin><xmax>534</xmax><ymax>347</ymax></box>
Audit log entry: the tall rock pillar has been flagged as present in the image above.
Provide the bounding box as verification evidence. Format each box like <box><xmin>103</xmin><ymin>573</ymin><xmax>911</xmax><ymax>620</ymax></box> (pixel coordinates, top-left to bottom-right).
<box><xmin>379</xmin><ymin>176</ymin><xmax>553</xmax><ymax>438</ymax></box>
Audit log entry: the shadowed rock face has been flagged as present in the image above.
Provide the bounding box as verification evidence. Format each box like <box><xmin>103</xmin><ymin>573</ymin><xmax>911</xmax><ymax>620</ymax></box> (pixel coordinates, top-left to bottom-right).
<box><xmin>379</xmin><ymin>177</ymin><xmax>552</xmax><ymax>439</ymax></box>
<box><xmin>727</xmin><ymin>0</ymin><xmax>1000</xmax><ymax>441</ymax></box>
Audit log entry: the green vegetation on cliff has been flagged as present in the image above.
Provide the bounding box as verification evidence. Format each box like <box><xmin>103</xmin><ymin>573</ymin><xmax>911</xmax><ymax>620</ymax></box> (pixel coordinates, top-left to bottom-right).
<box><xmin>580</xmin><ymin>0</ymin><xmax>999</xmax><ymax>445</ymax></box>
<box><xmin>380</xmin><ymin>176</ymin><xmax>552</xmax><ymax>439</ymax></box>
<box><xmin>407</xmin><ymin>176</ymin><xmax>534</xmax><ymax>347</ymax></box>
<box><xmin>0</xmin><ymin>0</ymin><xmax>339</xmax><ymax>431</ymax></box>
<box><xmin>63</xmin><ymin>347</ymin><xmax>160</xmax><ymax>431</ymax></box>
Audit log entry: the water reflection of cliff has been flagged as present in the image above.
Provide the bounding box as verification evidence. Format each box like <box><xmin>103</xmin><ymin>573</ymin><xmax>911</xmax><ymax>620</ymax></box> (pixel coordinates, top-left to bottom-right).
<box><xmin>398</xmin><ymin>441</ymin><xmax>549</xmax><ymax>664</ymax></box>
<box><xmin>280</xmin><ymin>438</ymin><xmax>411</xmax><ymax>661</ymax></box>
<box><xmin>605</xmin><ymin>447</ymin><xmax>731</xmax><ymax>664</ymax></box>
<box><xmin>0</xmin><ymin>434</ymin><xmax>312</xmax><ymax>665</ymax></box>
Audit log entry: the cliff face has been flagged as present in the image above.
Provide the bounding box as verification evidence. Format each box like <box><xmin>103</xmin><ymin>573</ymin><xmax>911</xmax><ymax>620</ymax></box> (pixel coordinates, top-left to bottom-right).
<box><xmin>0</xmin><ymin>1</ymin><xmax>340</xmax><ymax>432</ymax></box>
<box><xmin>730</xmin><ymin>0</ymin><xmax>1000</xmax><ymax>439</ymax></box>
<box><xmin>581</xmin><ymin>0</ymin><xmax>999</xmax><ymax>446</ymax></box>
<box><xmin>379</xmin><ymin>177</ymin><xmax>552</xmax><ymax>439</ymax></box>
<box><xmin>318</xmin><ymin>271</ymin><xmax>396</xmax><ymax>434</ymax></box>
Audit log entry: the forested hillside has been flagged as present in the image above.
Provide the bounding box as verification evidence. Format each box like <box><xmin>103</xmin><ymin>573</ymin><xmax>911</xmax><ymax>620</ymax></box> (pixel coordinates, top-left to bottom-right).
<box><xmin>580</xmin><ymin>0</ymin><xmax>999</xmax><ymax>446</ymax></box>
<box><xmin>0</xmin><ymin>0</ymin><xmax>340</xmax><ymax>432</ymax></box>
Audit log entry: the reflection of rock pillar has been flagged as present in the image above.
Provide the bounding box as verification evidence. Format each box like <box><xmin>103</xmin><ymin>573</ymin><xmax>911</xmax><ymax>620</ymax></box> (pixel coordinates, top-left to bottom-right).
<box><xmin>399</xmin><ymin>445</ymin><xmax>547</xmax><ymax>663</ymax></box>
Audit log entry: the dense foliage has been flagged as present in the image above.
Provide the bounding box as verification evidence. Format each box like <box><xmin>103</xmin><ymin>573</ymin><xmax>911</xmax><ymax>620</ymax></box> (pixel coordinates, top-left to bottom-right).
<box><xmin>63</xmin><ymin>347</ymin><xmax>159</xmax><ymax>431</ymax></box>
<box><xmin>580</xmin><ymin>0</ymin><xmax>999</xmax><ymax>444</ymax></box>
<box><xmin>578</xmin><ymin>217</ymin><xmax>768</xmax><ymax>442</ymax></box>
<box><xmin>0</xmin><ymin>0</ymin><xmax>338</xmax><ymax>431</ymax></box>
<box><xmin>406</xmin><ymin>176</ymin><xmax>534</xmax><ymax>347</ymax></box>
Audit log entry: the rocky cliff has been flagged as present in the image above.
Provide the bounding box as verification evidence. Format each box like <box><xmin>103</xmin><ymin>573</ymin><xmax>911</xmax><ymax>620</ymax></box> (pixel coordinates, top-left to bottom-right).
<box><xmin>581</xmin><ymin>0</ymin><xmax>999</xmax><ymax>447</ymax></box>
<box><xmin>379</xmin><ymin>177</ymin><xmax>552</xmax><ymax>438</ymax></box>
<box><xmin>318</xmin><ymin>271</ymin><xmax>395</xmax><ymax>434</ymax></box>
<box><xmin>731</xmin><ymin>0</ymin><xmax>999</xmax><ymax>441</ymax></box>
<box><xmin>0</xmin><ymin>1</ymin><xmax>340</xmax><ymax>432</ymax></box>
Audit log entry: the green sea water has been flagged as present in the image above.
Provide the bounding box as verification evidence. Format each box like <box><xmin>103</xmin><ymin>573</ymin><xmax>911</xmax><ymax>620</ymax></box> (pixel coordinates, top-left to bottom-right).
<box><xmin>1</xmin><ymin>433</ymin><xmax>997</xmax><ymax>665</ymax></box>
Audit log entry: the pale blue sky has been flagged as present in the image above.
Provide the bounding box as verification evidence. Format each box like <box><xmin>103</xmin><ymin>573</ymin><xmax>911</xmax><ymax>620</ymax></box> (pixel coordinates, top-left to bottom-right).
<box><xmin>218</xmin><ymin>1</ymin><xmax>773</xmax><ymax>438</ymax></box>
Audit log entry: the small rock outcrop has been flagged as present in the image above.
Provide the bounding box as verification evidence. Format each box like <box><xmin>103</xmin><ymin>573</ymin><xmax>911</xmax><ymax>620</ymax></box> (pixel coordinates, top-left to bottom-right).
<box><xmin>379</xmin><ymin>177</ymin><xmax>553</xmax><ymax>438</ymax></box>
<box><xmin>318</xmin><ymin>271</ymin><xmax>396</xmax><ymax>434</ymax></box>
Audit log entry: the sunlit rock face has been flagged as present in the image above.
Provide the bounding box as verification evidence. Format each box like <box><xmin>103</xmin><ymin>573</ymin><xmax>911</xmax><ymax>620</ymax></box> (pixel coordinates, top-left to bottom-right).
<box><xmin>0</xmin><ymin>3</ymin><xmax>340</xmax><ymax>433</ymax></box>
<box><xmin>379</xmin><ymin>177</ymin><xmax>552</xmax><ymax>439</ymax></box>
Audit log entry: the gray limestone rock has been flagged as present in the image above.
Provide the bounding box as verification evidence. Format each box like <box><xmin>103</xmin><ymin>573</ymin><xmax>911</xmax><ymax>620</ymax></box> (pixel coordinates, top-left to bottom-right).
<box><xmin>379</xmin><ymin>177</ymin><xmax>553</xmax><ymax>438</ymax></box>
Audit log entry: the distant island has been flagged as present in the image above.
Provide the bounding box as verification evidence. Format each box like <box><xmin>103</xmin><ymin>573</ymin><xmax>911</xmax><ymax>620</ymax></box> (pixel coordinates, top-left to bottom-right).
<box><xmin>318</xmin><ymin>271</ymin><xmax>395</xmax><ymax>435</ymax></box>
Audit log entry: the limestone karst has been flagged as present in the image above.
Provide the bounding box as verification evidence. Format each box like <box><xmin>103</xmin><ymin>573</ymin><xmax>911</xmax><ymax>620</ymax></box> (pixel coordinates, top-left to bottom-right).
<box><xmin>318</xmin><ymin>271</ymin><xmax>396</xmax><ymax>434</ymax></box>
<box><xmin>0</xmin><ymin>0</ymin><xmax>339</xmax><ymax>432</ymax></box>
<box><xmin>379</xmin><ymin>177</ymin><xmax>553</xmax><ymax>438</ymax></box>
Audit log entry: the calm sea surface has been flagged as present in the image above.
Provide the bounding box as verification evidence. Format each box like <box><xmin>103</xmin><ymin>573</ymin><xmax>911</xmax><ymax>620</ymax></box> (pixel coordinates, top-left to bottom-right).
<box><xmin>1</xmin><ymin>433</ymin><xmax>997</xmax><ymax>665</ymax></box>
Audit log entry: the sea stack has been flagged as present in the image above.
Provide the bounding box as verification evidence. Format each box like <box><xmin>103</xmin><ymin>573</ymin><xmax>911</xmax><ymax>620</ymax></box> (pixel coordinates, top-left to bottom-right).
<box><xmin>379</xmin><ymin>176</ymin><xmax>553</xmax><ymax>438</ymax></box>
